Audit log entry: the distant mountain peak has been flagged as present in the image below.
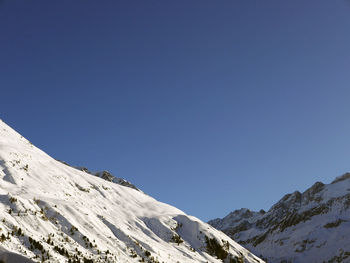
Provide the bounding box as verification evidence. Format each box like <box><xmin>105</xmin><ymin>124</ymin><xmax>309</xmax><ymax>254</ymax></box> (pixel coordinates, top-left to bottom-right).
<box><xmin>331</xmin><ymin>172</ymin><xmax>350</xmax><ymax>184</ymax></box>
<box><xmin>209</xmin><ymin>174</ymin><xmax>350</xmax><ymax>263</ymax></box>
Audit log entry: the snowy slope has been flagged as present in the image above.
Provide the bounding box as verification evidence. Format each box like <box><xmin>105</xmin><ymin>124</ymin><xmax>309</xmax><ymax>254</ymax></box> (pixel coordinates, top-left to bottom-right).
<box><xmin>209</xmin><ymin>176</ymin><xmax>350</xmax><ymax>263</ymax></box>
<box><xmin>0</xmin><ymin>119</ymin><xmax>264</xmax><ymax>263</ymax></box>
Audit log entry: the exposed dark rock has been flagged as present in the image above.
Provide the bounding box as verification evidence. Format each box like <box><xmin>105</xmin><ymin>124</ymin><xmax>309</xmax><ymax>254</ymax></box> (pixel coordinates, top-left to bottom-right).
<box><xmin>331</xmin><ymin>173</ymin><xmax>350</xmax><ymax>184</ymax></box>
<box><xmin>57</xmin><ymin>160</ymin><xmax>139</xmax><ymax>191</ymax></box>
<box><xmin>259</xmin><ymin>209</ymin><xmax>266</xmax><ymax>215</ymax></box>
<box><xmin>323</xmin><ymin>219</ymin><xmax>347</xmax><ymax>228</ymax></box>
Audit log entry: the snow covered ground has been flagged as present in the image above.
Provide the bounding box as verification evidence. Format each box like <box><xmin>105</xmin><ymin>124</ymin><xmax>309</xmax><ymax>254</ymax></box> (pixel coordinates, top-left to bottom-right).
<box><xmin>0</xmin><ymin>119</ymin><xmax>263</xmax><ymax>263</ymax></box>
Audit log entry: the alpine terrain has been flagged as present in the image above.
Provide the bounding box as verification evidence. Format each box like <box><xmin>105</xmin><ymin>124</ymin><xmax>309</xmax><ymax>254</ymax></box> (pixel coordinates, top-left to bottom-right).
<box><xmin>0</xmin><ymin>119</ymin><xmax>264</xmax><ymax>263</ymax></box>
<box><xmin>209</xmin><ymin>174</ymin><xmax>350</xmax><ymax>263</ymax></box>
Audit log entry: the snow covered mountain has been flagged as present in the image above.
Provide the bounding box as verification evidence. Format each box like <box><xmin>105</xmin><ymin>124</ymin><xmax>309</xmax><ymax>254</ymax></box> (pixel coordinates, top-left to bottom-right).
<box><xmin>209</xmin><ymin>175</ymin><xmax>350</xmax><ymax>263</ymax></box>
<box><xmin>0</xmin><ymin>119</ymin><xmax>264</xmax><ymax>263</ymax></box>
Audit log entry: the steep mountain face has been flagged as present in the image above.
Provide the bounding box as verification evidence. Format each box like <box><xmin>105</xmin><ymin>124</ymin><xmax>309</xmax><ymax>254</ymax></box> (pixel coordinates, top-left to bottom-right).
<box><xmin>0</xmin><ymin>119</ymin><xmax>264</xmax><ymax>263</ymax></box>
<box><xmin>209</xmin><ymin>175</ymin><xmax>350</xmax><ymax>263</ymax></box>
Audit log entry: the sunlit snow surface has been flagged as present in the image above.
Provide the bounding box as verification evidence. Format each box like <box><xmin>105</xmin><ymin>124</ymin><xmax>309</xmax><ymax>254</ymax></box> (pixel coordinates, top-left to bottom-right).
<box><xmin>0</xmin><ymin>119</ymin><xmax>263</xmax><ymax>263</ymax></box>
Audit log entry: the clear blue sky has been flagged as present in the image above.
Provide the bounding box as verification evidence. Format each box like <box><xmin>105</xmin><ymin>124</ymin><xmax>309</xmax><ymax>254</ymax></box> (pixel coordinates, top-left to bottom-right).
<box><xmin>1</xmin><ymin>0</ymin><xmax>350</xmax><ymax>221</ymax></box>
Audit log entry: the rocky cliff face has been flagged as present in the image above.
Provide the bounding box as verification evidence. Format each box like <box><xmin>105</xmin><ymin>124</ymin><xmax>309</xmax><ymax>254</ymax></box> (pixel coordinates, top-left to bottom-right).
<box><xmin>209</xmin><ymin>175</ymin><xmax>350</xmax><ymax>263</ymax></box>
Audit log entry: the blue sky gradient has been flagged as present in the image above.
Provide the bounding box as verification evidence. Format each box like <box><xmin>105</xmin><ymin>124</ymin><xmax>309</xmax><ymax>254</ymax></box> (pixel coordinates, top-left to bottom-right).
<box><xmin>1</xmin><ymin>0</ymin><xmax>350</xmax><ymax>221</ymax></box>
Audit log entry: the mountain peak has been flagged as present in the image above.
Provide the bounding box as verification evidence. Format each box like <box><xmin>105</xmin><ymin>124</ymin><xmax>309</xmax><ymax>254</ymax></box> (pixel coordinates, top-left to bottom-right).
<box><xmin>209</xmin><ymin>173</ymin><xmax>350</xmax><ymax>263</ymax></box>
<box><xmin>331</xmin><ymin>172</ymin><xmax>350</xmax><ymax>184</ymax></box>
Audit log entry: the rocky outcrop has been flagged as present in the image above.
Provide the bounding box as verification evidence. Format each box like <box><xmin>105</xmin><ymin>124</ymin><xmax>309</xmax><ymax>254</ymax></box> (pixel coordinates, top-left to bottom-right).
<box><xmin>58</xmin><ymin>161</ymin><xmax>140</xmax><ymax>191</ymax></box>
